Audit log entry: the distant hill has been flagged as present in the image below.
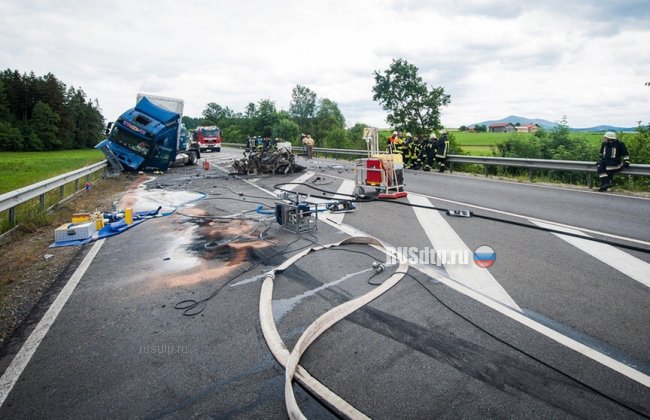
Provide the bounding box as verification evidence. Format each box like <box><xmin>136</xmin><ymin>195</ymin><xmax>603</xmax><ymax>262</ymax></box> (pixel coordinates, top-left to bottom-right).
<box><xmin>470</xmin><ymin>115</ymin><xmax>556</xmax><ymax>129</ymax></box>
<box><xmin>572</xmin><ymin>125</ymin><xmax>637</xmax><ymax>133</ymax></box>
<box><xmin>469</xmin><ymin>115</ymin><xmax>635</xmax><ymax>132</ymax></box>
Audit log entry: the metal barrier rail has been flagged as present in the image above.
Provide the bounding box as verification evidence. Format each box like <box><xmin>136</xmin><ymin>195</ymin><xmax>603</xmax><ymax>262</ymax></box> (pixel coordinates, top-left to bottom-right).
<box><xmin>222</xmin><ymin>143</ymin><xmax>650</xmax><ymax>185</ymax></box>
<box><xmin>0</xmin><ymin>160</ymin><xmax>108</xmax><ymax>226</ymax></box>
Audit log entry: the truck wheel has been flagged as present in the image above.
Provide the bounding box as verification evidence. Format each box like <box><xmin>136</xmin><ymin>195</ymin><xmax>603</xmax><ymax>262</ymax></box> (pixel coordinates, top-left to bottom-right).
<box><xmin>187</xmin><ymin>151</ymin><xmax>198</xmax><ymax>165</ymax></box>
<box><xmin>216</xmin><ymin>147</ymin><xmax>221</xmax><ymax>152</ymax></box>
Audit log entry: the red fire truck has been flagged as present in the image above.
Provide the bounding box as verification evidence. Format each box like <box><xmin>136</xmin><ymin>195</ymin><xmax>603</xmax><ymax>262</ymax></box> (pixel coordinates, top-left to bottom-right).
<box><xmin>195</xmin><ymin>126</ymin><xmax>222</xmax><ymax>152</ymax></box>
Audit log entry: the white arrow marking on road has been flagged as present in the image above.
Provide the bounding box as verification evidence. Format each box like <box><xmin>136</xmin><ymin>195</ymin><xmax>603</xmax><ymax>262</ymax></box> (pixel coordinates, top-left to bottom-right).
<box><xmin>408</xmin><ymin>194</ymin><xmax>521</xmax><ymax>310</ymax></box>
<box><xmin>325</xmin><ymin>179</ymin><xmax>356</xmax><ymax>225</ymax></box>
<box><xmin>531</xmin><ymin>220</ymin><xmax>650</xmax><ymax>288</ymax></box>
<box><xmin>280</xmin><ymin>171</ymin><xmax>316</xmax><ymax>191</ymax></box>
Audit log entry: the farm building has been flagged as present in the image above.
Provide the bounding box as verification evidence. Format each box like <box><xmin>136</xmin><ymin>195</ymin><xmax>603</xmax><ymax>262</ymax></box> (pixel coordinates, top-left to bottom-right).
<box><xmin>489</xmin><ymin>122</ymin><xmax>516</xmax><ymax>133</ymax></box>
<box><xmin>516</xmin><ymin>123</ymin><xmax>540</xmax><ymax>133</ymax></box>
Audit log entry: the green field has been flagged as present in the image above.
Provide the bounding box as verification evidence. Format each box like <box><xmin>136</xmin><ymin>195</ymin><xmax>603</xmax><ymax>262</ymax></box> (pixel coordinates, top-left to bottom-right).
<box><xmin>453</xmin><ymin>131</ymin><xmax>604</xmax><ymax>155</ymax></box>
<box><xmin>0</xmin><ymin>149</ymin><xmax>105</xmax><ymax>194</ymax></box>
<box><xmin>379</xmin><ymin>130</ymin><xmax>605</xmax><ymax>155</ymax></box>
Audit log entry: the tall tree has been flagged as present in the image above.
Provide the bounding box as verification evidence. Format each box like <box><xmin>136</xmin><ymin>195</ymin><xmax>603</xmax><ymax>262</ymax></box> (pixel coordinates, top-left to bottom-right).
<box><xmin>0</xmin><ymin>121</ymin><xmax>23</xmax><ymax>151</ymax></box>
<box><xmin>289</xmin><ymin>84</ymin><xmax>317</xmax><ymax>133</ymax></box>
<box><xmin>0</xmin><ymin>80</ymin><xmax>10</xmax><ymax>121</ymax></box>
<box><xmin>254</xmin><ymin>99</ymin><xmax>279</xmax><ymax>137</ymax></box>
<box><xmin>31</xmin><ymin>101</ymin><xmax>60</xmax><ymax>149</ymax></box>
<box><xmin>272</xmin><ymin>118</ymin><xmax>300</xmax><ymax>143</ymax></box>
<box><xmin>372</xmin><ymin>58</ymin><xmax>450</xmax><ymax>136</ymax></box>
<box><xmin>202</xmin><ymin>102</ymin><xmax>234</xmax><ymax>127</ymax></box>
<box><xmin>313</xmin><ymin>98</ymin><xmax>345</xmax><ymax>143</ymax></box>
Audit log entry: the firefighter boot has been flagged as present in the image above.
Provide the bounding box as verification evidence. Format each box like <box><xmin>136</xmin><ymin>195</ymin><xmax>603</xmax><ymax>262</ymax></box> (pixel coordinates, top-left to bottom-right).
<box><xmin>598</xmin><ymin>175</ymin><xmax>612</xmax><ymax>191</ymax></box>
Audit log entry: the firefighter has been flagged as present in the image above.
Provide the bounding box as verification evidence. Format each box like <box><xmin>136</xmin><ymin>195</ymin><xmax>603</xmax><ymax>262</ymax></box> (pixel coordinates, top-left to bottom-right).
<box><xmin>393</xmin><ymin>133</ymin><xmax>405</xmax><ymax>159</ymax></box>
<box><xmin>421</xmin><ymin>133</ymin><xmax>437</xmax><ymax>171</ymax></box>
<box><xmin>597</xmin><ymin>131</ymin><xmax>630</xmax><ymax>191</ymax></box>
<box><xmin>435</xmin><ymin>129</ymin><xmax>450</xmax><ymax>172</ymax></box>
<box><xmin>407</xmin><ymin>135</ymin><xmax>423</xmax><ymax>170</ymax></box>
<box><xmin>403</xmin><ymin>132</ymin><xmax>413</xmax><ymax>167</ymax></box>
<box><xmin>387</xmin><ymin>130</ymin><xmax>398</xmax><ymax>153</ymax></box>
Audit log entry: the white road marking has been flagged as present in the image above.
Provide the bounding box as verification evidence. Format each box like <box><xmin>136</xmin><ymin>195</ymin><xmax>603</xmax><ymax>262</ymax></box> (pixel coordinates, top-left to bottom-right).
<box><xmin>418</xmin><ymin>191</ymin><xmax>650</xmax><ymax>248</ymax></box>
<box><xmin>0</xmin><ymin>239</ymin><xmax>106</xmax><ymax>407</ymax></box>
<box><xmin>407</xmin><ymin>194</ymin><xmax>521</xmax><ymax>310</ymax></box>
<box><xmin>531</xmin><ymin>220</ymin><xmax>650</xmax><ymax>288</ymax></box>
<box><xmin>315</xmin><ymin>171</ymin><xmax>650</xmax><ymax>248</ymax></box>
<box><xmin>220</xmin><ymin>167</ymin><xmax>650</xmax><ymax>387</ymax></box>
<box><xmin>280</xmin><ymin>171</ymin><xmax>316</xmax><ymax>190</ymax></box>
<box><xmin>325</xmin><ymin>179</ymin><xmax>356</xmax><ymax>225</ymax></box>
<box><xmin>317</xmin><ymin>216</ymin><xmax>650</xmax><ymax>387</ymax></box>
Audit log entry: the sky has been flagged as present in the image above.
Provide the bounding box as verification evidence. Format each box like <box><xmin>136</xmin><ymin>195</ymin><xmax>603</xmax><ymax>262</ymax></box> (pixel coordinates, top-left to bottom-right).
<box><xmin>2</xmin><ymin>0</ymin><xmax>649</xmax><ymax>129</ymax></box>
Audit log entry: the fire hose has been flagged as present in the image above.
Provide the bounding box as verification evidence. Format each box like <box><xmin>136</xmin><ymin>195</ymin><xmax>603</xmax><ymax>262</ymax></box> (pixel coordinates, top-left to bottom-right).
<box><xmin>258</xmin><ymin>236</ymin><xmax>408</xmax><ymax>419</ymax></box>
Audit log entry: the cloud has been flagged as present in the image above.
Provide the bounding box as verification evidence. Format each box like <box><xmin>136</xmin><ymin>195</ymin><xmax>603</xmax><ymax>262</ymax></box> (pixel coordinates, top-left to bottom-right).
<box><xmin>1</xmin><ymin>0</ymin><xmax>648</xmax><ymax>130</ymax></box>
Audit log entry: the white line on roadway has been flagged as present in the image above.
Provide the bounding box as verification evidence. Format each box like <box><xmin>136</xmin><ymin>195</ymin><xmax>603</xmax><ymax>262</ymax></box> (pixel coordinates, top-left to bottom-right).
<box><xmin>325</xmin><ymin>179</ymin><xmax>356</xmax><ymax>225</ymax></box>
<box><xmin>407</xmin><ymin>194</ymin><xmax>521</xmax><ymax>310</ymax></box>
<box><xmin>318</xmin><ymin>216</ymin><xmax>650</xmax><ymax>388</ymax></box>
<box><xmin>315</xmin><ymin>171</ymin><xmax>650</xmax><ymax>247</ymax></box>
<box><xmin>0</xmin><ymin>239</ymin><xmax>106</xmax><ymax>408</ymax></box>
<box><xmin>280</xmin><ymin>171</ymin><xmax>316</xmax><ymax>190</ymax></box>
<box><xmin>531</xmin><ymin>220</ymin><xmax>650</xmax><ymax>288</ymax></box>
<box><xmin>234</xmin><ymin>171</ymin><xmax>650</xmax><ymax>387</ymax></box>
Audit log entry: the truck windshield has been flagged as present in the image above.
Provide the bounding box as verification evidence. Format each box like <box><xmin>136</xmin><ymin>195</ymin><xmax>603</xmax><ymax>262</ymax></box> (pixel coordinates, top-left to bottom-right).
<box><xmin>200</xmin><ymin>128</ymin><xmax>219</xmax><ymax>137</ymax></box>
<box><xmin>111</xmin><ymin>128</ymin><xmax>151</xmax><ymax>157</ymax></box>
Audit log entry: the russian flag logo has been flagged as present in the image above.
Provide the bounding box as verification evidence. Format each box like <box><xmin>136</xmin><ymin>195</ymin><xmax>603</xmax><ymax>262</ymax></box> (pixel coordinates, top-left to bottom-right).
<box><xmin>473</xmin><ymin>245</ymin><xmax>496</xmax><ymax>268</ymax></box>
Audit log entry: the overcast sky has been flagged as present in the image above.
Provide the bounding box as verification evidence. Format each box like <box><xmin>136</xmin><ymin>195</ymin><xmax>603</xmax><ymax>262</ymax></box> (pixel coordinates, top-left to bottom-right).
<box><xmin>2</xmin><ymin>0</ymin><xmax>649</xmax><ymax>129</ymax></box>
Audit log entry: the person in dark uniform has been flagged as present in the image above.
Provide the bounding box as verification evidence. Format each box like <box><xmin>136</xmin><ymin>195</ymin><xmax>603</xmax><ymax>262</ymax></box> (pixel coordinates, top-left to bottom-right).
<box><xmin>409</xmin><ymin>135</ymin><xmax>423</xmax><ymax>170</ymax></box>
<box><xmin>434</xmin><ymin>128</ymin><xmax>450</xmax><ymax>172</ymax></box>
<box><xmin>421</xmin><ymin>133</ymin><xmax>437</xmax><ymax>171</ymax></box>
<box><xmin>597</xmin><ymin>131</ymin><xmax>630</xmax><ymax>191</ymax></box>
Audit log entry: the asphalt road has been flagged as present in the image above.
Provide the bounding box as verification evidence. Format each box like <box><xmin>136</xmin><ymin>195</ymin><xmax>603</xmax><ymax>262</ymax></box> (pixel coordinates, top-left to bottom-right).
<box><xmin>0</xmin><ymin>148</ymin><xmax>648</xmax><ymax>418</ymax></box>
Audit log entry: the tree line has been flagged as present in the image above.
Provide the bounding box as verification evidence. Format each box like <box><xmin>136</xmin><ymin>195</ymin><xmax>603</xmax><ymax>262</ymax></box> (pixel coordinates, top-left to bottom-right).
<box><xmin>183</xmin><ymin>85</ymin><xmax>371</xmax><ymax>150</ymax></box>
<box><xmin>0</xmin><ymin>69</ymin><xmax>105</xmax><ymax>151</ymax></box>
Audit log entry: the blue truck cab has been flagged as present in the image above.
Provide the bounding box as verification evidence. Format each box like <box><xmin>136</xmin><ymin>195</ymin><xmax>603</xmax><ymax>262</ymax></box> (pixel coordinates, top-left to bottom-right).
<box><xmin>96</xmin><ymin>96</ymin><xmax>199</xmax><ymax>172</ymax></box>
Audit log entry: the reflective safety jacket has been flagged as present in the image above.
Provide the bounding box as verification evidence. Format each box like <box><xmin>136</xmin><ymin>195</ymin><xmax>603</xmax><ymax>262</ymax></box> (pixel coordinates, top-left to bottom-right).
<box><xmin>599</xmin><ymin>140</ymin><xmax>629</xmax><ymax>171</ymax></box>
<box><xmin>434</xmin><ymin>134</ymin><xmax>450</xmax><ymax>159</ymax></box>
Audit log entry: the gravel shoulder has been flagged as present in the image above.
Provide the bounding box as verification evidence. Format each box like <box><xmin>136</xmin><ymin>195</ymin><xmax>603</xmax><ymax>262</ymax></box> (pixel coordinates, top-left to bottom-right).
<box><xmin>0</xmin><ymin>173</ymin><xmax>139</xmax><ymax>350</ymax></box>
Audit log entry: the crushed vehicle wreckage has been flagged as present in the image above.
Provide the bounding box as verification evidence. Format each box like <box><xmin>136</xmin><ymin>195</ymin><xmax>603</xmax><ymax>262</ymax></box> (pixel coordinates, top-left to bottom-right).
<box><xmin>232</xmin><ymin>147</ymin><xmax>306</xmax><ymax>175</ymax></box>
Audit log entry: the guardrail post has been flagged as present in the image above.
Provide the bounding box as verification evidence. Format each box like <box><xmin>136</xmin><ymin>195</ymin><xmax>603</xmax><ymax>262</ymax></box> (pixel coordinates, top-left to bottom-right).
<box><xmin>528</xmin><ymin>168</ymin><xmax>533</xmax><ymax>182</ymax></box>
<box><xmin>74</xmin><ymin>179</ymin><xmax>79</xmax><ymax>192</ymax></box>
<box><xmin>483</xmin><ymin>165</ymin><xmax>489</xmax><ymax>177</ymax></box>
<box><xmin>8</xmin><ymin>207</ymin><xmax>16</xmax><ymax>227</ymax></box>
<box><xmin>39</xmin><ymin>193</ymin><xmax>45</xmax><ymax>210</ymax></box>
<box><xmin>449</xmin><ymin>162</ymin><xmax>454</xmax><ymax>173</ymax></box>
<box><xmin>59</xmin><ymin>185</ymin><xmax>65</xmax><ymax>199</ymax></box>
<box><xmin>588</xmin><ymin>173</ymin><xmax>593</xmax><ymax>189</ymax></box>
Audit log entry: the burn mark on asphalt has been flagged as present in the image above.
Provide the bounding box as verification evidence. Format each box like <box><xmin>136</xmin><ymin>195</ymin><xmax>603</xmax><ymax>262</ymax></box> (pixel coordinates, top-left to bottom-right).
<box><xmin>160</xmin><ymin>219</ymin><xmax>274</xmax><ymax>287</ymax></box>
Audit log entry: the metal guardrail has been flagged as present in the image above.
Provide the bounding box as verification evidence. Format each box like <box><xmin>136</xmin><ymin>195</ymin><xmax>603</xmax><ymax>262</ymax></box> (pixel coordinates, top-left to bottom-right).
<box><xmin>0</xmin><ymin>160</ymin><xmax>108</xmax><ymax>227</ymax></box>
<box><xmin>222</xmin><ymin>143</ymin><xmax>650</xmax><ymax>187</ymax></box>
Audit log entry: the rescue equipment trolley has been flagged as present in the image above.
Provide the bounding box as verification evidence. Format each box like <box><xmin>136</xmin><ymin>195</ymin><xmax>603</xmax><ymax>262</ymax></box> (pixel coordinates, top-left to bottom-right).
<box><xmin>354</xmin><ymin>127</ymin><xmax>407</xmax><ymax>199</ymax></box>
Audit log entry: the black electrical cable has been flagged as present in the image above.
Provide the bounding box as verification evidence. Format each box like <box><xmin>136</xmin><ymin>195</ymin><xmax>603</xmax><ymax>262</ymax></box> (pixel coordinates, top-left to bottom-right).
<box><xmin>272</xmin><ymin>181</ymin><xmax>650</xmax><ymax>255</ymax></box>
<box><xmin>404</xmin><ymin>270</ymin><xmax>649</xmax><ymax>418</ymax></box>
<box><xmin>174</xmin><ymin>234</ymin><xmax>318</xmax><ymax>316</ymax></box>
<box><xmin>294</xmin><ymin>244</ymin><xmax>648</xmax><ymax>415</ymax></box>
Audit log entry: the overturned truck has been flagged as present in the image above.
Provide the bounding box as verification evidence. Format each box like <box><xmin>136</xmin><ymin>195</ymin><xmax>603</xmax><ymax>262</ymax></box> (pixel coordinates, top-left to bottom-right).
<box><xmin>232</xmin><ymin>147</ymin><xmax>305</xmax><ymax>175</ymax></box>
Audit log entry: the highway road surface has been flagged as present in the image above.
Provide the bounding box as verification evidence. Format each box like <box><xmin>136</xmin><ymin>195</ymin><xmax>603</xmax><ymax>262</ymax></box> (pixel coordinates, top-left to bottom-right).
<box><xmin>0</xmin><ymin>147</ymin><xmax>648</xmax><ymax>418</ymax></box>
